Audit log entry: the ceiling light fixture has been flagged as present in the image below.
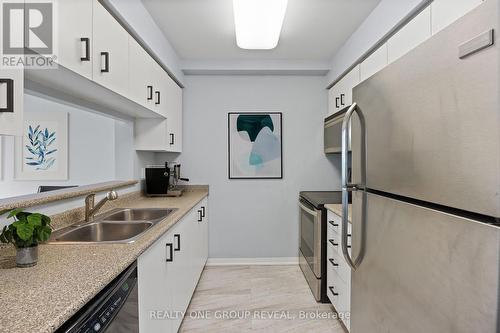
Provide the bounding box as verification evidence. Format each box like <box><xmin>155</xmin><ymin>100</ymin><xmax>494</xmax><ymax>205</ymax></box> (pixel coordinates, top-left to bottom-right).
<box><xmin>232</xmin><ymin>0</ymin><xmax>288</xmax><ymax>50</ymax></box>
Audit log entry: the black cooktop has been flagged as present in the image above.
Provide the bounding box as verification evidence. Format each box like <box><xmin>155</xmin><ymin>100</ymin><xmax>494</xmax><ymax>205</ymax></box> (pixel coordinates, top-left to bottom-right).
<box><xmin>299</xmin><ymin>191</ymin><xmax>343</xmax><ymax>209</ymax></box>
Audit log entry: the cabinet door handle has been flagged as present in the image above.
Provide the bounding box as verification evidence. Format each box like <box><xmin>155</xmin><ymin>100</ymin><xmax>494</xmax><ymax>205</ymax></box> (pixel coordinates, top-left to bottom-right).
<box><xmin>147</xmin><ymin>85</ymin><xmax>153</xmax><ymax>100</ymax></box>
<box><xmin>340</xmin><ymin>93</ymin><xmax>345</xmax><ymax>106</ymax></box>
<box><xmin>329</xmin><ymin>239</ymin><xmax>338</xmax><ymax>247</ymax></box>
<box><xmin>165</xmin><ymin>243</ymin><xmax>173</xmax><ymax>262</ymax></box>
<box><xmin>174</xmin><ymin>234</ymin><xmax>181</xmax><ymax>251</ymax></box>
<box><xmin>329</xmin><ymin>286</ymin><xmax>339</xmax><ymax>296</ymax></box>
<box><xmin>198</xmin><ymin>210</ymin><xmax>203</xmax><ymax>222</ymax></box>
<box><xmin>0</xmin><ymin>79</ymin><xmax>14</xmax><ymax>113</ymax></box>
<box><xmin>335</xmin><ymin>97</ymin><xmax>340</xmax><ymax>108</ymax></box>
<box><xmin>100</xmin><ymin>52</ymin><xmax>109</xmax><ymax>73</ymax></box>
<box><xmin>169</xmin><ymin>133</ymin><xmax>175</xmax><ymax>145</ymax></box>
<box><xmin>155</xmin><ymin>91</ymin><xmax>161</xmax><ymax>105</ymax></box>
<box><xmin>329</xmin><ymin>258</ymin><xmax>339</xmax><ymax>267</ymax></box>
<box><xmin>329</xmin><ymin>220</ymin><xmax>339</xmax><ymax>227</ymax></box>
<box><xmin>201</xmin><ymin>206</ymin><xmax>206</xmax><ymax>218</ymax></box>
<box><xmin>80</xmin><ymin>38</ymin><xmax>90</xmax><ymax>61</ymax></box>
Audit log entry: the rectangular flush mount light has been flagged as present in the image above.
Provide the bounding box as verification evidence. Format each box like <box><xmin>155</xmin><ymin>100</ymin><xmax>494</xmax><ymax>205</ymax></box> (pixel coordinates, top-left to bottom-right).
<box><xmin>233</xmin><ymin>0</ymin><xmax>288</xmax><ymax>50</ymax></box>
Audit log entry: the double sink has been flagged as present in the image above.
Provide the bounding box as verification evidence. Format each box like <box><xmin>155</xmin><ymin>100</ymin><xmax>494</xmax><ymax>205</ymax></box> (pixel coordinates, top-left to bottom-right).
<box><xmin>49</xmin><ymin>208</ymin><xmax>177</xmax><ymax>244</ymax></box>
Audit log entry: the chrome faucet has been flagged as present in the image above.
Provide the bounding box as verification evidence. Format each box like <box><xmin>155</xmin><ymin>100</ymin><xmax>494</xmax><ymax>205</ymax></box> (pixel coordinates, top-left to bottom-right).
<box><xmin>85</xmin><ymin>190</ymin><xmax>118</xmax><ymax>222</ymax></box>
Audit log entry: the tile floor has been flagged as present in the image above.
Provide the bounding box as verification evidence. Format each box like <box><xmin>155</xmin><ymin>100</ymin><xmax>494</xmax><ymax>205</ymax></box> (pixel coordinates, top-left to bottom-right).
<box><xmin>179</xmin><ymin>265</ymin><xmax>346</xmax><ymax>333</ymax></box>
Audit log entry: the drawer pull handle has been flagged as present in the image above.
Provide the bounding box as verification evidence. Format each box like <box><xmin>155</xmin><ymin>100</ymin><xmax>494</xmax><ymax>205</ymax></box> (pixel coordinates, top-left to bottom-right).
<box><xmin>100</xmin><ymin>52</ymin><xmax>109</xmax><ymax>72</ymax></box>
<box><xmin>80</xmin><ymin>37</ymin><xmax>90</xmax><ymax>61</ymax></box>
<box><xmin>147</xmin><ymin>85</ymin><xmax>153</xmax><ymax>100</ymax></box>
<box><xmin>0</xmin><ymin>79</ymin><xmax>14</xmax><ymax>113</ymax></box>
<box><xmin>198</xmin><ymin>210</ymin><xmax>203</xmax><ymax>222</ymax></box>
<box><xmin>329</xmin><ymin>221</ymin><xmax>339</xmax><ymax>227</ymax></box>
<box><xmin>329</xmin><ymin>258</ymin><xmax>339</xmax><ymax>267</ymax></box>
<box><xmin>174</xmin><ymin>234</ymin><xmax>181</xmax><ymax>251</ymax></box>
<box><xmin>329</xmin><ymin>286</ymin><xmax>339</xmax><ymax>296</ymax></box>
<box><xmin>201</xmin><ymin>206</ymin><xmax>206</xmax><ymax>218</ymax></box>
<box><xmin>155</xmin><ymin>91</ymin><xmax>161</xmax><ymax>105</ymax></box>
<box><xmin>165</xmin><ymin>243</ymin><xmax>173</xmax><ymax>262</ymax></box>
<box><xmin>329</xmin><ymin>239</ymin><xmax>338</xmax><ymax>247</ymax></box>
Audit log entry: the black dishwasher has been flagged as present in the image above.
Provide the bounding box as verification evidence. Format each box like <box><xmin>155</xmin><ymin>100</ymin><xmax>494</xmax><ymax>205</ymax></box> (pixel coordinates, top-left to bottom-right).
<box><xmin>56</xmin><ymin>262</ymin><xmax>138</xmax><ymax>333</ymax></box>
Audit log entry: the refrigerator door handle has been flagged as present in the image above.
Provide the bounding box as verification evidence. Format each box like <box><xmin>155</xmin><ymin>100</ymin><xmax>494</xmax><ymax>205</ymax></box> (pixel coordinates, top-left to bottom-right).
<box><xmin>341</xmin><ymin>102</ymin><xmax>366</xmax><ymax>271</ymax></box>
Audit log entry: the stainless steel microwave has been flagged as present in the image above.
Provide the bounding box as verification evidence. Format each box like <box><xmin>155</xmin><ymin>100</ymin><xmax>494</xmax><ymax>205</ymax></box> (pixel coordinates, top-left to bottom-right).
<box><xmin>324</xmin><ymin>106</ymin><xmax>351</xmax><ymax>154</ymax></box>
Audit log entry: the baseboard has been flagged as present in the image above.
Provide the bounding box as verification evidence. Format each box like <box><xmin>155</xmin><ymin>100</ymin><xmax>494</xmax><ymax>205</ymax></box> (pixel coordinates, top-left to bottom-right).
<box><xmin>206</xmin><ymin>257</ymin><xmax>299</xmax><ymax>266</ymax></box>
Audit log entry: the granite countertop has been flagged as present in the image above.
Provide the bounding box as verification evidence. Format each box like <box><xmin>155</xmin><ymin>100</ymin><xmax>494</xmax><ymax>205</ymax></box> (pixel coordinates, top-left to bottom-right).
<box><xmin>325</xmin><ymin>203</ymin><xmax>352</xmax><ymax>222</ymax></box>
<box><xmin>0</xmin><ymin>188</ymin><xmax>208</xmax><ymax>333</ymax></box>
<box><xmin>0</xmin><ymin>180</ymin><xmax>138</xmax><ymax>212</ymax></box>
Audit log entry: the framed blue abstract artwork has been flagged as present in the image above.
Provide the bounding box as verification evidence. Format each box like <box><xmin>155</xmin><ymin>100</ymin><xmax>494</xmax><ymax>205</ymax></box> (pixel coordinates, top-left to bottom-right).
<box><xmin>15</xmin><ymin>112</ymin><xmax>68</xmax><ymax>180</ymax></box>
<box><xmin>228</xmin><ymin>112</ymin><xmax>282</xmax><ymax>179</ymax></box>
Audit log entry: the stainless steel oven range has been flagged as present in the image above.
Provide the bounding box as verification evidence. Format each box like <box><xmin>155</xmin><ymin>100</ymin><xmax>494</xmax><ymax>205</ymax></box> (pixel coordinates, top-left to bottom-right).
<box><xmin>299</xmin><ymin>191</ymin><xmax>343</xmax><ymax>303</ymax></box>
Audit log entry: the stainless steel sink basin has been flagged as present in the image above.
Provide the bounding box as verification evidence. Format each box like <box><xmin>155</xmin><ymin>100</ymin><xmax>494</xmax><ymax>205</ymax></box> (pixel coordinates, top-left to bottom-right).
<box><xmin>49</xmin><ymin>207</ymin><xmax>177</xmax><ymax>244</ymax></box>
<box><xmin>52</xmin><ymin>222</ymin><xmax>153</xmax><ymax>243</ymax></box>
<box><xmin>101</xmin><ymin>208</ymin><xmax>175</xmax><ymax>223</ymax></box>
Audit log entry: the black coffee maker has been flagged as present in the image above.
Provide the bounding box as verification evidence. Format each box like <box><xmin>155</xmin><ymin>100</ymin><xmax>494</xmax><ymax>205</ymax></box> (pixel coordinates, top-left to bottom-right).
<box><xmin>145</xmin><ymin>162</ymin><xmax>189</xmax><ymax>197</ymax></box>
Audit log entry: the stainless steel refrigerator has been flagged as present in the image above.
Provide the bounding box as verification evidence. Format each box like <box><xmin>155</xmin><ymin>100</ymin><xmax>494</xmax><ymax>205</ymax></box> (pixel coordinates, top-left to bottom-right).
<box><xmin>341</xmin><ymin>1</ymin><xmax>500</xmax><ymax>332</ymax></box>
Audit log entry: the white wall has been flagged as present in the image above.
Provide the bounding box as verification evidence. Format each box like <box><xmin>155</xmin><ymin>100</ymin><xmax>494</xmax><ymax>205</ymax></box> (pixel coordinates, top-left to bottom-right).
<box><xmin>174</xmin><ymin>75</ymin><xmax>340</xmax><ymax>259</ymax></box>
<box><xmin>326</xmin><ymin>0</ymin><xmax>428</xmax><ymax>86</ymax></box>
<box><xmin>0</xmin><ymin>94</ymin><xmax>155</xmax><ymax>226</ymax></box>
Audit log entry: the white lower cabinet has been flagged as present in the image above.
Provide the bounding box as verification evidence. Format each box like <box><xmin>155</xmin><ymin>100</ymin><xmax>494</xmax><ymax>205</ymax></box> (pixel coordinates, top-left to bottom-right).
<box><xmin>138</xmin><ymin>198</ymin><xmax>209</xmax><ymax>333</ymax></box>
<box><xmin>327</xmin><ymin>209</ymin><xmax>351</xmax><ymax>331</ymax></box>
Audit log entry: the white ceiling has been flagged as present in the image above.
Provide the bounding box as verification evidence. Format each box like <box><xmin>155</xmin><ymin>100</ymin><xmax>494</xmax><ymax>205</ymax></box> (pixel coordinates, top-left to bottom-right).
<box><xmin>142</xmin><ymin>0</ymin><xmax>382</xmax><ymax>62</ymax></box>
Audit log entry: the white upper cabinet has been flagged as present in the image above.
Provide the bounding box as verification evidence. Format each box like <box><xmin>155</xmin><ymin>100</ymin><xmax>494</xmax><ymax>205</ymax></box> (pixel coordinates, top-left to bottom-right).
<box><xmin>56</xmin><ymin>0</ymin><xmax>93</xmax><ymax>79</ymax></box>
<box><xmin>431</xmin><ymin>0</ymin><xmax>484</xmax><ymax>34</ymax></box>
<box><xmin>388</xmin><ymin>7</ymin><xmax>431</xmax><ymax>64</ymax></box>
<box><xmin>128</xmin><ymin>37</ymin><xmax>155</xmax><ymax>110</ymax></box>
<box><xmin>328</xmin><ymin>65</ymin><xmax>360</xmax><ymax>115</ymax></box>
<box><xmin>360</xmin><ymin>43</ymin><xmax>388</xmax><ymax>82</ymax></box>
<box><xmin>327</xmin><ymin>86</ymin><xmax>337</xmax><ymax>115</ymax></box>
<box><xmin>135</xmin><ymin>66</ymin><xmax>183</xmax><ymax>152</ymax></box>
<box><xmin>164</xmin><ymin>76</ymin><xmax>183</xmax><ymax>152</ymax></box>
<box><xmin>92</xmin><ymin>0</ymin><xmax>129</xmax><ymax>97</ymax></box>
<box><xmin>152</xmin><ymin>62</ymin><xmax>167</xmax><ymax>117</ymax></box>
<box><xmin>0</xmin><ymin>68</ymin><xmax>23</xmax><ymax>136</ymax></box>
<box><xmin>134</xmin><ymin>119</ymin><xmax>170</xmax><ymax>151</ymax></box>
<box><xmin>338</xmin><ymin>65</ymin><xmax>360</xmax><ymax>108</ymax></box>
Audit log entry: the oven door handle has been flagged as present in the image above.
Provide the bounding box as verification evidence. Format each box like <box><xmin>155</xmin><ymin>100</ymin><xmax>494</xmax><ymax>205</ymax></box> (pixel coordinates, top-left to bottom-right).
<box><xmin>299</xmin><ymin>202</ymin><xmax>318</xmax><ymax>217</ymax></box>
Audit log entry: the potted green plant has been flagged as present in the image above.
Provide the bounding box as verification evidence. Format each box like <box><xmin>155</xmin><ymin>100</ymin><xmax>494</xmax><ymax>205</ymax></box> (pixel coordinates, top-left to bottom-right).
<box><xmin>0</xmin><ymin>209</ymin><xmax>52</xmax><ymax>267</ymax></box>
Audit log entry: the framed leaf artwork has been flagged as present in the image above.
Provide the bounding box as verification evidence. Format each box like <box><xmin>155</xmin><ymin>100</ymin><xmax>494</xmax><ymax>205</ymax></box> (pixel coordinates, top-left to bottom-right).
<box><xmin>15</xmin><ymin>112</ymin><xmax>68</xmax><ymax>180</ymax></box>
<box><xmin>228</xmin><ymin>112</ymin><xmax>283</xmax><ymax>179</ymax></box>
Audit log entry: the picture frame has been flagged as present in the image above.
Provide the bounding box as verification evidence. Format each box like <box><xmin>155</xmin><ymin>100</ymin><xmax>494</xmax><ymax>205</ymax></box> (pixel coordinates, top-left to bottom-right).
<box><xmin>15</xmin><ymin>112</ymin><xmax>68</xmax><ymax>180</ymax></box>
<box><xmin>228</xmin><ymin>112</ymin><xmax>283</xmax><ymax>179</ymax></box>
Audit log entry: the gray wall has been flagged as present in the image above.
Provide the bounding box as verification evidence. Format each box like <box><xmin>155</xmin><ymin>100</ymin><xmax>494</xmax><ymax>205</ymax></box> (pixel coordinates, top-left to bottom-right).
<box><xmin>178</xmin><ymin>75</ymin><xmax>340</xmax><ymax>259</ymax></box>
